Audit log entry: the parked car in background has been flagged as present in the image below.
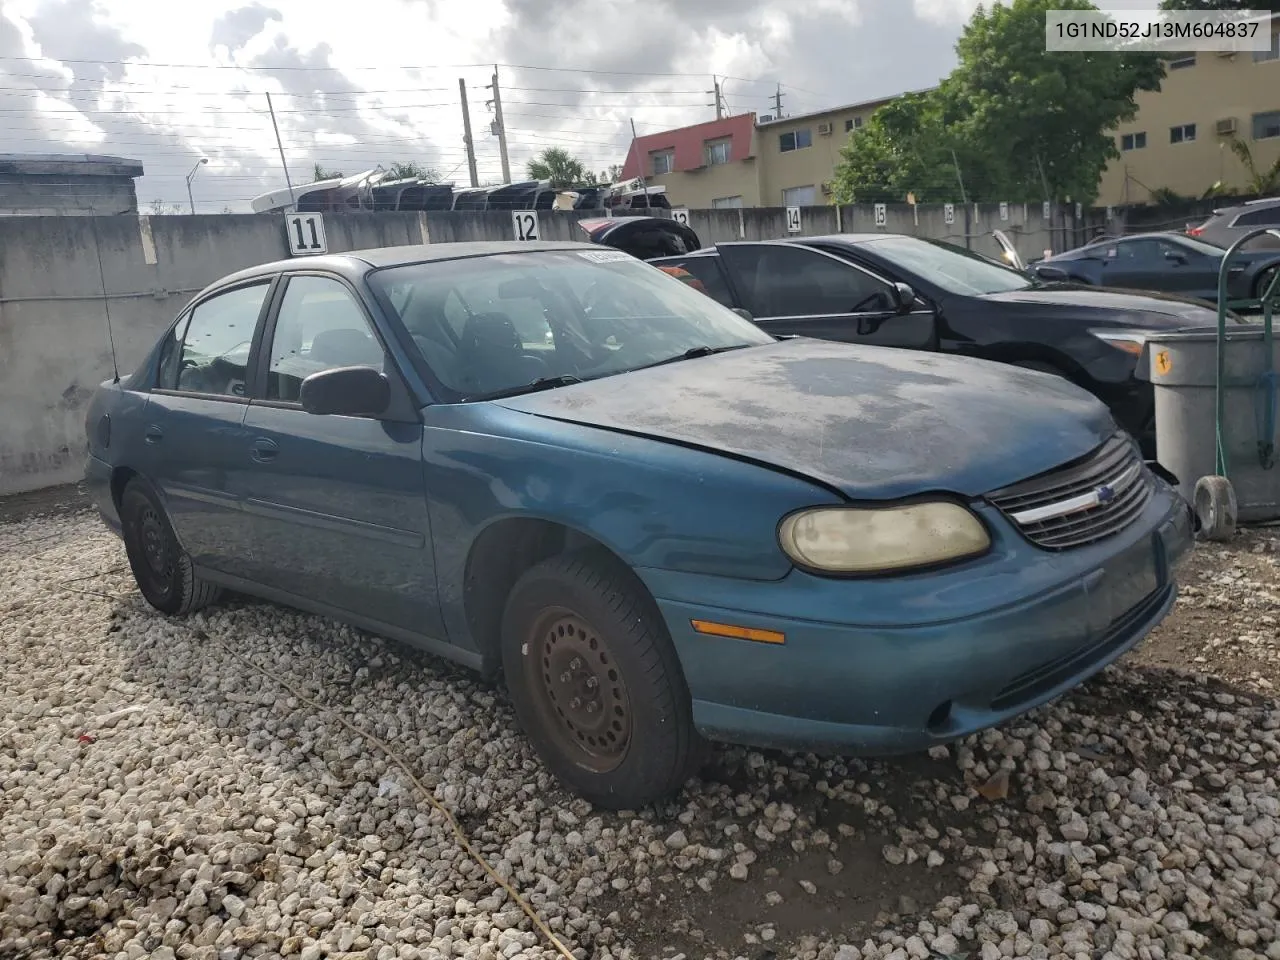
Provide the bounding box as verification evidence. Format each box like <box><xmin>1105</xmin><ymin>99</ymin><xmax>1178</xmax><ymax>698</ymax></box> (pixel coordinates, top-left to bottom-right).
<box><xmin>84</xmin><ymin>240</ymin><xmax>1193</xmax><ymax>809</ymax></box>
<box><xmin>1187</xmin><ymin>196</ymin><xmax>1280</xmax><ymax>251</ymax></box>
<box><xmin>651</xmin><ymin>234</ymin><xmax>1243</xmax><ymax>457</ymax></box>
<box><xmin>577</xmin><ymin>214</ymin><xmax>702</xmax><ymax>261</ymax></box>
<box><xmin>1028</xmin><ymin>231</ymin><xmax>1280</xmax><ymax>305</ymax></box>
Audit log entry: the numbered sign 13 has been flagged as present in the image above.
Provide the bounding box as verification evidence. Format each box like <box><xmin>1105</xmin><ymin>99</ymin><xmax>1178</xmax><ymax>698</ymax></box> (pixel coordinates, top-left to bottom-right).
<box><xmin>512</xmin><ymin>210</ymin><xmax>540</xmax><ymax>241</ymax></box>
<box><xmin>285</xmin><ymin>213</ymin><xmax>327</xmax><ymax>256</ymax></box>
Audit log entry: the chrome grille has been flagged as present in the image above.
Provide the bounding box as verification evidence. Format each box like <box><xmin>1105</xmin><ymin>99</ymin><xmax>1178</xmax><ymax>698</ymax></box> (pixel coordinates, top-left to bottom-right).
<box><xmin>986</xmin><ymin>435</ymin><xmax>1153</xmax><ymax>549</ymax></box>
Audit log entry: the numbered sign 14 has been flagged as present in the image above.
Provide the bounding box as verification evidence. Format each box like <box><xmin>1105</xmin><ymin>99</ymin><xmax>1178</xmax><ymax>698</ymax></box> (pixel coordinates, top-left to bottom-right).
<box><xmin>943</xmin><ymin>203</ymin><xmax>955</xmax><ymax>225</ymax></box>
<box><xmin>285</xmin><ymin>213</ymin><xmax>327</xmax><ymax>256</ymax></box>
<box><xmin>512</xmin><ymin>210</ymin><xmax>540</xmax><ymax>241</ymax></box>
<box><xmin>785</xmin><ymin>206</ymin><xmax>801</xmax><ymax>234</ymax></box>
<box><xmin>671</xmin><ymin>208</ymin><xmax>690</xmax><ymax>226</ymax></box>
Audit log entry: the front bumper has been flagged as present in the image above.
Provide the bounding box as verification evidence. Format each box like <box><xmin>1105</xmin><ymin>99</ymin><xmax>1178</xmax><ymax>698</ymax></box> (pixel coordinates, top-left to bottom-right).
<box><xmin>640</xmin><ymin>484</ymin><xmax>1193</xmax><ymax>756</ymax></box>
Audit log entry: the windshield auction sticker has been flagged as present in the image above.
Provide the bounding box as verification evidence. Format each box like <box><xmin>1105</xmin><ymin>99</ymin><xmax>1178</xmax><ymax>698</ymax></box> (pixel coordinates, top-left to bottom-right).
<box><xmin>1045</xmin><ymin>8</ymin><xmax>1272</xmax><ymax>52</ymax></box>
<box><xmin>577</xmin><ymin>250</ymin><xmax>635</xmax><ymax>263</ymax></box>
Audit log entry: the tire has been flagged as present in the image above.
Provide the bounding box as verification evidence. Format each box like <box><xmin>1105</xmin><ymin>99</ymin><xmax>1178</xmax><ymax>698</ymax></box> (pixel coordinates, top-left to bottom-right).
<box><xmin>1193</xmin><ymin>475</ymin><xmax>1237</xmax><ymax>542</ymax></box>
<box><xmin>119</xmin><ymin>478</ymin><xmax>222</xmax><ymax>616</ymax></box>
<box><xmin>500</xmin><ymin>549</ymin><xmax>698</xmax><ymax>810</ymax></box>
<box><xmin>1257</xmin><ymin>267</ymin><xmax>1280</xmax><ymax>305</ymax></box>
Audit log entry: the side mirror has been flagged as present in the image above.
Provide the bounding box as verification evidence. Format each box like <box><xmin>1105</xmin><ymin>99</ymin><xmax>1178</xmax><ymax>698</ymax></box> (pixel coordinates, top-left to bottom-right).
<box><xmin>1034</xmin><ymin>265</ymin><xmax>1070</xmax><ymax>282</ymax></box>
<box><xmin>731</xmin><ymin>306</ymin><xmax>755</xmax><ymax>323</ymax></box>
<box><xmin>300</xmin><ymin>365</ymin><xmax>391</xmax><ymax>417</ymax></box>
<box><xmin>891</xmin><ymin>282</ymin><xmax>916</xmax><ymax>313</ymax></box>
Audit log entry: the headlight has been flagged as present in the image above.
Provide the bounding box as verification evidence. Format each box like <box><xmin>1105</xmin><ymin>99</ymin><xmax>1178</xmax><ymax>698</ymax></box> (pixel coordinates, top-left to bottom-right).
<box><xmin>1090</xmin><ymin>329</ymin><xmax>1146</xmax><ymax>356</ymax></box>
<box><xmin>777</xmin><ymin>503</ymin><xmax>991</xmax><ymax>574</ymax></box>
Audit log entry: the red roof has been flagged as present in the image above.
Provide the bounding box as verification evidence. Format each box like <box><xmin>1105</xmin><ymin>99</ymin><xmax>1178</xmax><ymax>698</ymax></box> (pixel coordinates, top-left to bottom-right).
<box><xmin>620</xmin><ymin>113</ymin><xmax>756</xmax><ymax>180</ymax></box>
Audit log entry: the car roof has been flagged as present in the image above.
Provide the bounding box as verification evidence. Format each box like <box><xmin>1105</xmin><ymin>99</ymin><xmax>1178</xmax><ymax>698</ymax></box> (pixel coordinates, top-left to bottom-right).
<box><xmin>1212</xmin><ymin>196</ymin><xmax>1280</xmax><ymax>216</ymax></box>
<box><xmin>206</xmin><ymin>240</ymin><xmax>603</xmax><ymax>289</ymax></box>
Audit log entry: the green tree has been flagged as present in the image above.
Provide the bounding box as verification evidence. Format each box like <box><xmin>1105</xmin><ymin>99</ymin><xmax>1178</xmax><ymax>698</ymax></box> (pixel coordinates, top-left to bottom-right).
<box><xmin>313</xmin><ymin>163</ymin><xmax>343</xmax><ymax>181</ymax></box>
<box><xmin>527</xmin><ymin>147</ymin><xmax>595</xmax><ymax>186</ymax></box>
<box><xmin>1228</xmin><ymin>136</ymin><xmax>1280</xmax><ymax>194</ymax></box>
<box><xmin>832</xmin><ymin>0</ymin><xmax>1165</xmax><ymax>206</ymax></box>
<box><xmin>1160</xmin><ymin>0</ymin><xmax>1280</xmax><ymax>12</ymax></box>
<box><xmin>387</xmin><ymin>161</ymin><xmax>440</xmax><ymax>182</ymax></box>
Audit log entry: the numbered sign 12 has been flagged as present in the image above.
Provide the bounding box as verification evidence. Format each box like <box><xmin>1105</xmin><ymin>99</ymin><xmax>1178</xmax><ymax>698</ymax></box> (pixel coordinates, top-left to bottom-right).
<box><xmin>873</xmin><ymin>203</ymin><xmax>887</xmax><ymax>227</ymax></box>
<box><xmin>785</xmin><ymin>206</ymin><xmax>802</xmax><ymax>234</ymax></box>
<box><xmin>671</xmin><ymin>208</ymin><xmax>690</xmax><ymax>226</ymax></box>
<box><xmin>285</xmin><ymin>213</ymin><xmax>327</xmax><ymax>256</ymax></box>
<box><xmin>943</xmin><ymin>203</ymin><xmax>955</xmax><ymax>225</ymax></box>
<box><xmin>512</xmin><ymin>210</ymin><xmax>540</xmax><ymax>241</ymax></box>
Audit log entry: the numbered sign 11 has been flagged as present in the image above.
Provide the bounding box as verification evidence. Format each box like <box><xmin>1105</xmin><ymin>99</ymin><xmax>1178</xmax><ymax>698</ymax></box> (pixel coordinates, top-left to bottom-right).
<box><xmin>671</xmin><ymin>208</ymin><xmax>690</xmax><ymax>226</ymax></box>
<box><xmin>285</xmin><ymin>213</ymin><xmax>327</xmax><ymax>256</ymax></box>
<box><xmin>512</xmin><ymin>210</ymin><xmax>540</xmax><ymax>241</ymax></box>
<box><xmin>785</xmin><ymin>206</ymin><xmax>802</xmax><ymax>233</ymax></box>
<box><xmin>943</xmin><ymin>203</ymin><xmax>955</xmax><ymax>225</ymax></box>
<box><xmin>873</xmin><ymin>203</ymin><xmax>887</xmax><ymax>227</ymax></box>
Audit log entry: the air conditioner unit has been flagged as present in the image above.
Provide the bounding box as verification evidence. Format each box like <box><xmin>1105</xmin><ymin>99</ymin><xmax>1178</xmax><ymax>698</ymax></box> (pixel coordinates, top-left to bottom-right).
<box><xmin>1217</xmin><ymin>117</ymin><xmax>1238</xmax><ymax>136</ymax></box>
<box><xmin>817</xmin><ymin>122</ymin><xmax>833</xmax><ymax>136</ymax></box>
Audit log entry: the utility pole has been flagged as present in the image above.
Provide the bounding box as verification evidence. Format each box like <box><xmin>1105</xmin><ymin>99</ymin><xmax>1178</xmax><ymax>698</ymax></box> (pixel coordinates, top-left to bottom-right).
<box><xmin>708</xmin><ymin>77</ymin><xmax>723</xmax><ymax>120</ymax></box>
<box><xmin>772</xmin><ymin>83</ymin><xmax>784</xmax><ymax>119</ymax></box>
<box><xmin>458</xmin><ymin>78</ymin><xmax>479</xmax><ymax>188</ymax></box>
<box><xmin>265</xmin><ymin>92</ymin><xmax>296</xmax><ymax>209</ymax></box>
<box><xmin>629</xmin><ymin>118</ymin><xmax>649</xmax><ymax>199</ymax></box>
<box><xmin>488</xmin><ymin>66</ymin><xmax>511</xmax><ymax>184</ymax></box>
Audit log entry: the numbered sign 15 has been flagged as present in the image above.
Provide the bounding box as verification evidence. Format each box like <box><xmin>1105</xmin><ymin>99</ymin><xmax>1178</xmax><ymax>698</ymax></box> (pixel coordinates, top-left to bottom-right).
<box><xmin>873</xmin><ymin>203</ymin><xmax>887</xmax><ymax>227</ymax></box>
<box><xmin>671</xmin><ymin>208</ymin><xmax>690</xmax><ymax>226</ymax></box>
<box><xmin>785</xmin><ymin>206</ymin><xmax>802</xmax><ymax>234</ymax></box>
<box><xmin>943</xmin><ymin>203</ymin><xmax>955</xmax><ymax>225</ymax></box>
<box><xmin>512</xmin><ymin>210</ymin><xmax>540</xmax><ymax>241</ymax></box>
<box><xmin>285</xmin><ymin>213</ymin><xmax>327</xmax><ymax>256</ymax></box>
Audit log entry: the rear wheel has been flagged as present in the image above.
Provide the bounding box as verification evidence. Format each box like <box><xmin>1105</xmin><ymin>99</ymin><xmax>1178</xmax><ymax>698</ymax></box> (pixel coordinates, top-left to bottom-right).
<box><xmin>1194</xmin><ymin>475</ymin><xmax>1237</xmax><ymax>542</ymax></box>
<box><xmin>500</xmin><ymin>550</ymin><xmax>698</xmax><ymax>809</ymax></box>
<box><xmin>119</xmin><ymin>478</ymin><xmax>222</xmax><ymax>615</ymax></box>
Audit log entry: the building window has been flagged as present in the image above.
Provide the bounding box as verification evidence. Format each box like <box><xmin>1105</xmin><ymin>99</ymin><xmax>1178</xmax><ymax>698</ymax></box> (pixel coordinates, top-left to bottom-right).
<box><xmin>782</xmin><ymin>185</ymin><xmax>817</xmax><ymax>207</ymax></box>
<box><xmin>1254</xmin><ymin>110</ymin><xmax>1280</xmax><ymax>140</ymax></box>
<box><xmin>651</xmin><ymin>150</ymin><xmax>674</xmax><ymax>176</ymax></box>
<box><xmin>712</xmin><ymin>195</ymin><xmax>743</xmax><ymax>209</ymax></box>
<box><xmin>844</xmin><ymin>116</ymin><xmax>863</xmax><ymax>133</ymax></box>
<box><xmin>779</xmin><ymin>129</ymin><xmax>812</xmax><ymax>153</ymax></box>
<box><xmin>1168</xmin><ymin>54</ymin><xmax>1196</xmax><ymax>69</ymax></box>
<box><xmin>1120</xmin><ymin>131</ymin><xmax>1147</xmax><ymax>150</ymax></box>
<box><xmin>1253</xmin><ymin>28</ymin><xmax>1279</xmax><ymax>62</ymax></box>
<box><xmin>704</xmin><ymin>139</ymin><xmax>731</xmax><ymax>166</ymax></box>
<box><xmin>1170</xmin><ymin>123</ymin><xmax>1197</xmax><ymax>144</ymax></box>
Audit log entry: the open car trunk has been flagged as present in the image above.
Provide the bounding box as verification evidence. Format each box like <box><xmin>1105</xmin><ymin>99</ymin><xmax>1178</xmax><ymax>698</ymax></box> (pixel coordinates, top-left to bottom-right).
<box><xmin>577</xmin><ymin>216</ymin><xmax>702</xmax><ymax>261</ymax></box>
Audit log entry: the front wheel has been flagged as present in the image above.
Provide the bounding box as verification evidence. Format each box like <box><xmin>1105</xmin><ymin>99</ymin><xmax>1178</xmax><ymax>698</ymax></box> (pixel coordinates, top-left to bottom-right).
<box><xmin>120</xmin><ymin>478</ymin><xmax>222</xmax><ymax>616</ymax></box>
<box><xmin>500</xmin><ymin>550</ymin><xmax>699</xmax><ymax>809</ymax></box>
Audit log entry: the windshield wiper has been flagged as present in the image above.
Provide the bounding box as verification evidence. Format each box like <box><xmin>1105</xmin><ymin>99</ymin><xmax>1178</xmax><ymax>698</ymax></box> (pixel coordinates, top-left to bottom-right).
<box><xmin>464</xmin><ymin>374</ymin><xmax>585</xmax><ymax>402</ymax></box>
<box><xmin>635</xmin><ymin>344</ymin><xmax>749</xmax><ymax>371</ymax></box>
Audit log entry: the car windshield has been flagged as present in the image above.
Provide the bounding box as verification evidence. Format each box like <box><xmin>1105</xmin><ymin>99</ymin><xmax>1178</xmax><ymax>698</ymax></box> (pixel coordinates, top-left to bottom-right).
<box><xmin>863</xmin><ymin>235</ymin><xmax>1034</xmax><ymax>296</ymax></box>
<box><xmin>368</xmin><ymin>249</ymin><xmax>775</xmax><ymax>401</ymax></box>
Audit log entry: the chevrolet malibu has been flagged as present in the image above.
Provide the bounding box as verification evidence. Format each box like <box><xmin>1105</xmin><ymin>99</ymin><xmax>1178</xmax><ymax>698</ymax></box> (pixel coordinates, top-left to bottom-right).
<box><xmin>83</xmin><ymin>241</ymin><xmax>1194</xmax><ymax>809</ymax></box>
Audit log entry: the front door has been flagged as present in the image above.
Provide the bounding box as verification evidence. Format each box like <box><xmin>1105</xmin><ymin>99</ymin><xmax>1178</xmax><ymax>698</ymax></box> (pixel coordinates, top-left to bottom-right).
<box><xmin>714</xmin><ymin>242</ymin><xmax>936</xmax><ymax>349</ymax></box>
<box><xmin>140</xmin><ymin>279</ymin><xmax>275</xmax><ymax>571</ymax></box>
<box><xmin>237</xmin><ymin>273</ymin><xmax>443</xmax><ymax>638</ymax></box>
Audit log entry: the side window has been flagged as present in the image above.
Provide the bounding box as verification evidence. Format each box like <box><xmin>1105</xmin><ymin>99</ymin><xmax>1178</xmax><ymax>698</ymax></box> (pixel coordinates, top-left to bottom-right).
<box><xmin>718</xmin><ymin>245</ymin><xmax>895</xmax><ymax>318</ymax></box>
<box><xmin>1115</xmin><ymin>240</ymin><xmax>1160</xmax><ymax>263</ymax></box>
<box><xmin>156</xmin><ymin>312</ymin><xmax>192</xmax><ymax>390</ymax></box>
<box><xmin>265</xmin><ymin>276</ymin><xmax>384</xmax><ymax>402</ymax></box>
<box><xmin>655</xmin><ymin>258</ymin><xmax>735</xmax><ymax>308</ymax></box>
<box><xmin>174</xmin><ymin>283</ymin><xmax>270</xmax><ymax>397</ymax></box>
<box><xmin>1236</xmin><ymin>207</ymin><xmax>1280</xmax><ymax>228</ymax></box>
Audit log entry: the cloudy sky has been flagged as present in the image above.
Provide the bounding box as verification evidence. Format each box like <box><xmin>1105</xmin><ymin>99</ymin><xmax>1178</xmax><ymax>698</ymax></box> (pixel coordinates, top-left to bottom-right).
<box><xmin>0</xmin><ymin>0</ymin><xmax>1156</xmax><ymax>212</ymax></box>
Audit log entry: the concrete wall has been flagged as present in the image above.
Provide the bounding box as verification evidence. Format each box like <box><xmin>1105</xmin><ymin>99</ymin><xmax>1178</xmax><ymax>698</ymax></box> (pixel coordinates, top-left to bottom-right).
<box><xmin>0</xmin><ymin>203</ymin><xmax>1102</xmax><ymax>496</ymax></box>
<box><xmin>0</xmin><ymin>175</ymin><xmax>140</xmax><ymax>216</ymax></box>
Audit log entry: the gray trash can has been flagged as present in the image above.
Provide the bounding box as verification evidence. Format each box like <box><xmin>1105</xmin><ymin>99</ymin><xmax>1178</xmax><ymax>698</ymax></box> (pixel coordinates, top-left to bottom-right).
<box><xmin>1148</xmin><ymin>326</ymin><xmax>1280</xmax><ymax>532</ymax></box>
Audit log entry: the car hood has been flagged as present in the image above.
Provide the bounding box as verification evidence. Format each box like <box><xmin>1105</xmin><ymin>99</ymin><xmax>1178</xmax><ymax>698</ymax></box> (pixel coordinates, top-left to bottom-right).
<box><xmin>978</xmin><ymin>285</ymin><xmax>1224</xmax><ymax>325</ymax></box>
<box><xmin>491</xmin><ymin>338</ymin><xmax>1115</xmax><ymax>500</ymax></box>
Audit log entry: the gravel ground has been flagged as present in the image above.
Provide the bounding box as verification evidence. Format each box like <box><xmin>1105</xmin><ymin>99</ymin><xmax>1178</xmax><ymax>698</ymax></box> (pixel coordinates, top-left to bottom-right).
<box><xmin>3</xmin><ymin>489</ymin><xmax>1280</xmax><ymax>960</ymax></box>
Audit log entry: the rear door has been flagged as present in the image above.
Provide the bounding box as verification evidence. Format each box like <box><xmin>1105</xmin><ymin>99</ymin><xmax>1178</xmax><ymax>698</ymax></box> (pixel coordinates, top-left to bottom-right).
<box><xmin>714</xmin><ymin>241</ymin><xmax>936</xmax><ymax>348</ymax></box>
<box><xmin>236</xmin><ymin>272</ymin><xmax>443</xmax><ymax>637</ymax></box>
<box><xmin>140</xmin><ymin>279</ymin><xmax>275</xmax><ymax>571</ymax></box>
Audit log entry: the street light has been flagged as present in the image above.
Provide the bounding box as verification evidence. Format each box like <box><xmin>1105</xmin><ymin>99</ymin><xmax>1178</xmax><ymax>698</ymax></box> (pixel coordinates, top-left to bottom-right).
<box><xmin>186</xmin><ymin>158</ymin><xmax>208</xmax><ymax>214</ymax></box>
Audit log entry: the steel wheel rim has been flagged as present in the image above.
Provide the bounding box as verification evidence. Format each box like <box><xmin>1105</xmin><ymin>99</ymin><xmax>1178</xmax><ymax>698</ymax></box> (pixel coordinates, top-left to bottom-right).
<box><xmin>136</xmin><ymin>505</ymin><xmax>175</xmax><ymax>598</ymax></box>
<box><xmin>526</xmin><ymin>608</ymin><xmax>632</xmax><ymax>773</ymax></box>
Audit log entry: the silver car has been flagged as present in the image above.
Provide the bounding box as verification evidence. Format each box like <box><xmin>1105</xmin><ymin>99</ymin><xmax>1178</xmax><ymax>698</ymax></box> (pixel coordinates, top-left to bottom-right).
<box><xmin>1188</xmin><ymin>197</ymin><xmax>1280</xmax><ymax>250</ymax></box>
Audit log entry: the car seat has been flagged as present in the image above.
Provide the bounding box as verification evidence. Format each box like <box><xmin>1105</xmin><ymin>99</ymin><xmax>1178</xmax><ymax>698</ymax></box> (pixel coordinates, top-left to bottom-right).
<box><xmin>457</xmin><ymin>312</ymin><xmax>546</xmax><ymax>394</ymax></box>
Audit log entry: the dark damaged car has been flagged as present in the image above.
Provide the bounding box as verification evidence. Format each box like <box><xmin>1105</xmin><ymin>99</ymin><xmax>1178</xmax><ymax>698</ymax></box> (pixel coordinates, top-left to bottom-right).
<box><xmin>84</xmin><ymin>241</ymin><xmax>1194</xmax><ymax>809</ymax></box>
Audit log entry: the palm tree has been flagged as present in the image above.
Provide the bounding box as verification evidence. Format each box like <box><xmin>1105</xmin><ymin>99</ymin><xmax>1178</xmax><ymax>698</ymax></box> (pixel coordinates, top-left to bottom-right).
<box><xmin>1228</xmin><ymin>136</ymin><xmax>1280</xmax><ymax>196</ymax></box>
<box><xmin>313</xmin><ymin>163</ymin><xmax>344</xmax><ymax>181</ymax></box>
<box><xmin>386</xmin><ymin>162</ymin><xmax>440</xmax><ymax>182</ymax></box>
<box><xmin>527</xmin><ymin>148</ymin><xmax>594</xmax><ymax>187</ymax></box>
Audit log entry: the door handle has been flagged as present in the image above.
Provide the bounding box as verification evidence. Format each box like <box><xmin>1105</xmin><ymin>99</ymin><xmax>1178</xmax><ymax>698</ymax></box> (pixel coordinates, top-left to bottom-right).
<box><xmin>144</xmin><ymin>425</ymin><xmax>163</xmax><ymax>444</ymax></box>
<box><xmin>250</xmin><ymin>438</ymin><xmax>279</xmax><ymax>463</ymax></box>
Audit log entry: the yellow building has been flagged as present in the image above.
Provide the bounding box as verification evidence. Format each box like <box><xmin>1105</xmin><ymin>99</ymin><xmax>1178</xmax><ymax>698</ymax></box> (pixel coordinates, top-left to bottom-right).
<box><xmin>620</xmin><ymin>18</ymin><xmax>1279</xmax><ymax>212</ymax></box>
<box><xmin>1099</xmin><ymin>25</ymin><xmax>1280</xmax><ymax>205</ymax></box>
